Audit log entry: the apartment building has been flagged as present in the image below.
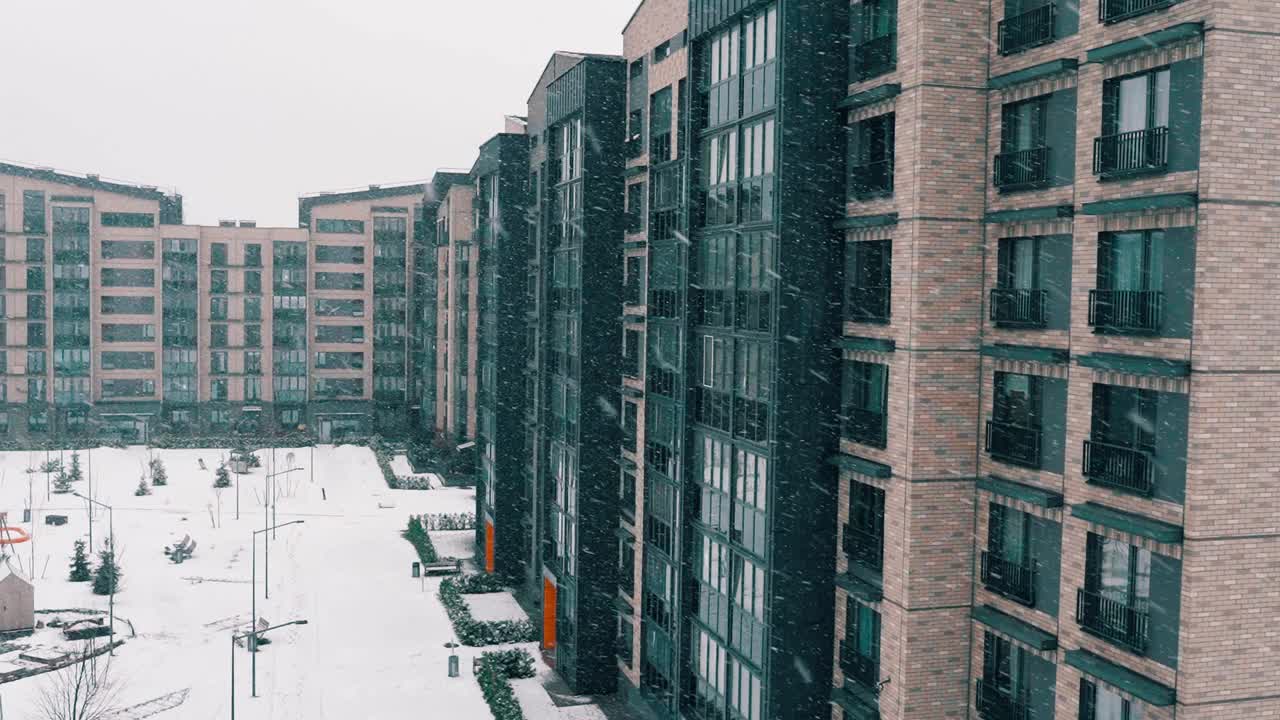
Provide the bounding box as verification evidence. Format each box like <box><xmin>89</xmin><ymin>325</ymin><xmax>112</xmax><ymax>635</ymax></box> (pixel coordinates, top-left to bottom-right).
<box><xmin>616</xmin><ymin>0</ymin><xmax>690</xmax><ymax>713</ymax></box>
<box><xmin>472</xmin><ymin>122</ymin><xmax>531</xmax><ymax>580</ymax></box>
<box><xmin>434</xmin><ymin>181</ymin><xmax>478</xmax><ymax>441</ymax></box>
<box><xmin>523</xmin><ymin>51</ymin><xmax>628</xmax><ymax>695</ymax></box>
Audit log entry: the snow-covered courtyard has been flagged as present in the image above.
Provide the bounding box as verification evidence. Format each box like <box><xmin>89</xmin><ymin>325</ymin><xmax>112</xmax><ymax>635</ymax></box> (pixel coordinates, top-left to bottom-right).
<box><xmin>0</xmin><ymin>444</ymin><xmax>588</xmax><ymax>719</ymax></box>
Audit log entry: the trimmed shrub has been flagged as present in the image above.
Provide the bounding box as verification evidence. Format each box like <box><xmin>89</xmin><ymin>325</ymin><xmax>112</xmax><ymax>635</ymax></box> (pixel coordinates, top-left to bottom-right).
<box><xmin>421</xmin><ymin>512</ymin><xmax>476</xmax><ymax>531</ymax></box>
<box><xmin>439</xmin><ymin>575</ymin><xmax>536</xmax><ymax>647</ymax></box>
<box><xmin>476</xmin><ymin>648</ymin><xmax>536</xmax><ymax>720</ymax></box>
<box><xmin>401</xmin><ymin>516</ymin><xmax>438</xmax><ymax>564</ymax></box>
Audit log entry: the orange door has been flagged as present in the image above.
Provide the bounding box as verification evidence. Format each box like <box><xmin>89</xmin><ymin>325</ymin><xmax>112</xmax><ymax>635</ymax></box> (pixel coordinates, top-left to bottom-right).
<box><xmin>484</xmin><ymin>522</ymin><xmax>495</xmax><ymax>574</ymax></box>
<box><xmin>542</xmin><ymin>578</ymin><xmax>557</xmax><ymax>650</ymax></box>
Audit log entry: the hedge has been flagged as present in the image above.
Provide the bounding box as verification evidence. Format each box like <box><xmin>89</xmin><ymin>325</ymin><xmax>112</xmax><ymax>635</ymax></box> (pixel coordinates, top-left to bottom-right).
<box><xmin>401</xmin><ymin>516</ymin><xmax>439</xmax><ymax>564</ymax></box>
<box><xmin>476</xmin><ymin>648</ymin><xmax>535</xmax><ymax>720</ymax></box>
<box><xmin>419</xmin><ymin>512</ymin><xmax>476</xmax><ymax>531</ymax></box>
<box><xmin>439</xmin><ymin>576</ymin><xmax>537</xmax><ymax>647</ymax></box>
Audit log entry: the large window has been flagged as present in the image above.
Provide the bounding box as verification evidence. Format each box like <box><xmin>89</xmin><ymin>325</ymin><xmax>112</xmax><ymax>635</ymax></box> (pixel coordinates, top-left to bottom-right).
<box><xmin>1080</xmin><ymin>533</ymin><xmax>1151</xmax><ymax>653</ymax></box>
<box><xmin>22</xmin><ymin>191</ymin><xmax>45</xmax><ymax>234</ymax></box>
<box><xmin>849</xmin><ymin>113</ymin><xmax>895</xmax><ymax>199</ymax></box>
<box><xmin>101</xmin><ymin>268</ymin><xmax>155</xmax><ymax>288</ymax></box>
<box><xmin>982</xmin><ymin>503</ymin><xmax>1037</xmax><ymax>606</ymax></box>
<box><xmin>703</xmin><ymin>130</ymin><xmax>738</xmax><ymax>227</ymax></box>
<box><xmin>1096</xmin><ymin>67</ymin><xmax>1170</xmax><ymax>177</ymax></box>
<box><xmin>739</xmin><ymin>118</ymin><xmax>775</xmax><ymax>223</ymax></box>
<box><xmin>1090</xmin><ymin>230</ymin><xmax>1164</xmax><ymax>334</ymax></box>
<box><xmin>987</xmin><ymin>372</ymin><xmax>1042</xmax><ymax>468</ymax></box>
<box><xmin>315</xmin><ymin>245</ymin><xmax>365</xmax><ymax>264</ymax></box>
<box><xmin>846</xmin><ymin>239</ymin><xmax>891</xmax><ymax>323</ymax></box>
<box><xmin>740</xmin><ymin>5</ymin><xmax>777</xmax><ymax>116</ymax></box>
<box><xmin>1080</xmin><ymin>679</ymin><xmax>1144</xmax><ymax>720</ymax></box>
<box><xmin>100</xmin><ymin>212</ymin><xmax>154</xmax><ymax>228</ymax></box>
<box><xmin>841</xmin><ymin>599</ymin><xmax>881</xmax><ymax>691</ymax></box>
<box><xmin>850</xmin><ymin>0</ymin><xmax>897</xmax><ymax>81</ymax></box>
<box><xmin>996</xmin><ymin>96</ymin><xmax>1049</xmax><ymax>189</ymax></box>
<box><xmin>315</xmin><ymin>218</ymin><xmax>364</xmax><ymax>234</ymax></box>
<box><xmin>978</xmin><ymin>632</ymin><xmax>1031</xmax><ymax>714</ymax></box>
<box><xmin>101</xmin><ymin>240</ymin><xmax>155</xmax><ymax>260</ymax></box>
<box><xmin>845</xmin><ymin>481</ymin><xmax>885</xmax><ymax>573</ymax></box>
<box><xmin>842</xmin><ymin>360</ymin><xmax>888</xmax><ymax>448</ymax></box>
<box><xmin>315</xmin><ymin>272</ymin><xmax>365</xmax><ymax>291</ymax></box>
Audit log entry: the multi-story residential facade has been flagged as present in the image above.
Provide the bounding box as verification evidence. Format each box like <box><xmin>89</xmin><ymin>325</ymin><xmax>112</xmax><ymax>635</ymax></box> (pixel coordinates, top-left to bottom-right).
<box><xmin>523</xmin><ymin>51</ymin><xmax>628</xmax><ymax>695</ymax></box>
<box><xmin>434</xmin><ymin>182</ymin><xmax>478</xmax><ymax>441</ymax></box>
<box><xmin>472</xmin><ymin>123</ymin><xmax>531</xmax><ymax>580</ymax></box>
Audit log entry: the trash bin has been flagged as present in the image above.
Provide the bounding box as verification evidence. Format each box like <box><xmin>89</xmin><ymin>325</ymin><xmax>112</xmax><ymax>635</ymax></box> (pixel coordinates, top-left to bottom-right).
<box><xmin>412</xmin><ymin>562</ymin><xmax>421</xmax><ymax>578</ymax></box>
<box><xmin>22</xmin><ymin>509</ymin><xmax>30</xmax><ymax>523</ymax></box>
<box><xmin>448</xmin><ymin>654</ymin><xmax>459</xmax><ymax>678</ymax></box>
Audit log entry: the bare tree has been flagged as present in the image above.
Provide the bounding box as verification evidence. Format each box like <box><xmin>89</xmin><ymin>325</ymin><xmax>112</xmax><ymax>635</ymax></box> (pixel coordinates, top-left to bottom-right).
<box><xmin>35</xmin><ymin>641</ymin><xmax>121</xmax><ymax>720</ymax></box>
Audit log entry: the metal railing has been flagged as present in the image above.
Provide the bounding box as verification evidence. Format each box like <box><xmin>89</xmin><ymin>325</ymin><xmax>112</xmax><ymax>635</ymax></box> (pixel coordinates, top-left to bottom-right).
<box><xmin>975</xmin><ymin>678</ymin><xmax>1033</xmax><ymax>720</ymax></box>
<box><xmin>1083</xmin><ymin>439</ymin><xmax>1155</xmax><ymax>495</ymax></box>
<box><xmin>847</xmin><ymin>285</ymin><xmax>891</xmax><ymax>324</ymax></box>
<box><xmin>850</xmin><ymin>159</ymin><xmax>894</xmax><ymax>199</ymax></box>
<box><xmin>994</xmin><ymin>147</ymin><xmax>1050</xmax><ymax>189</ymax></box>
<box><xmin>980</xmin><ymin>551</ymin><xmax>1037</xmax><ymax>607</ymax></box>
<box><xmin>985</xmin><ymin>420</ymin><xmax>1042</xmax><ymax>469</ymax></box>
<box><xmin>839</xmin><ymin>640</ymin><xmax>880</xmax><ymax>692</ymax></box>
<box><xmin>990</xmin><ymin>288</ymin><xmax>1048</xmax><ymax>328</ymax></box>
<box><xmin>1076</xmin><ymin>588</ymin><xmax>1149</xmax><ymax>653</ymax></box>
<box><xmin>844</xmin><ymin>406</ymin><xmax>887</xmax><ymax>449</ymax></box>
<box><xmin>842</xmin><ymin>523</ymin><xmax>884</xmax><ymax>573</ymax></box>
<box><xmin>852</xmin><ymin>34</ymin><xmax>896</xmax><ymax>81</ymax></box>
<box><xmin>1100</xmin><ymin>0</ymin><xmax>1174</xmax><ymax>23</ymax></box>
<box><xmin>1088</xmin><ymin>289</ymin><xmax>1163</xmax><ymax>334</ymax></box>
<box><xmin>999</xmin><ymin>3</ymin><xmax>1056</xmax><ymax>55</ymax></box>
<box><xmin>1093</xmin><ymin>127</ymin><xmax>1169</xmax><ymax>177</ymax></box>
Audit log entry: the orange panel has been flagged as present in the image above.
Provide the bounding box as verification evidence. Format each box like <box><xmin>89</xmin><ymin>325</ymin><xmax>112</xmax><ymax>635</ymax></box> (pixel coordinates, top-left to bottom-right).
<box><xmin>542</xmin><ymin>578</ymin><xmax>557</xmax><ymax>650</ymax></box>
<box><xmin>484</xmin><ymin>522</ymin><xmax>495</xmax><ymax>574</ymax></box>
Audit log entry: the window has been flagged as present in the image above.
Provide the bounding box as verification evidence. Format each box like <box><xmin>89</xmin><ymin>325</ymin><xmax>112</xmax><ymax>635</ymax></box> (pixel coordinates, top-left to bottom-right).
<box><xmin>851</xmin><ymin>0</ymin><xmax>897</xmax><ymax>81</ymax></box>
<box><xmin>100</xmin><ymin>240</ymin><xmax>154</xmax><ymax>259</ymax></box>
<box><xmin>706</xmin><ymin>22</ymin><xmax>741</xmax><ymax>128</ymax></box>
<box><xmin>53</xmin><ymin>348</ymin><xmax>90</xmax><ymax>374</ymax></box>
<box><xmin>27</xmin><ymin>266</ymin><xmax>45</xmax><ymax>291</ymax></box>
<box><xmin>27</xmin><ymin>378</ymin><xmax>47</xmax><ymax>402</ymax></box>
<box><xmin>1096</xmin><ymin>67</ymin><xmax>1170</xmax><ymax>177</ymax></box>
<box><xmin>163</xmin><ymin>376</ymin><xmax>196</xmax><ymax>404</ymax></box>
<box><xmin>845</xmin><ymin>481</ymin><xmax>886</xmax><ymax>573</ymax></box>
<box><xmin>987</xmin><ymin>372</ymin><xmax>1042</xmax><ymax>468</ymax></box>
<box><xmin>101</xmin><ymin>268</ymin><xmax>154</xmax><ymax>287</ymax></box>
<box><xmin>996</xmin><ymin>97</ymin><xmax>1049</xmax><ymax>189</ymax></box>
<box><xmin>274</xmin><ymin>376</ymin><xmax>307</xmax><ymax>402</ymax></box>
<box><xmin>315</xmin><ymin>218</ymin><xmax>364</xmax><ymax>234</ymax></box>
<box><xmin>999</xmin><ymin>0</ymin><xmax>1061</xmax><ymax>55</ymax></box>
<box><xmin>210</xmin><ymin>269</ymin><xmax>228</xmax><ymax>293</ymax></box>
<box><xmin>1081</xmin><ymin>533</ymin><xmax>1151</xmax><ymax>653</ymax></box>
<box><xmin>163</xmin><ymin>238</ymin><xmax>197</xmax><ymax>254</ymax></box>
<box><xmin>101</xmin><ymin>324</ymin><xmax>155</xmax><ymax>343</ymax></box>
<box><xmin>850</xmin><ymin>113</ymin><xmax>895</xmax><ymax>199</ymax></box>
<box><xmin>992</xmin><ymin>236</ymin><xmax>1047</xmax><ymax>327</ymax></box>
<box><xmin>739</xmin><ymin>117</ymin><xmax>775</xmax><ymax>223</ymax></box>
<box><xmin>210</xmin><ymin>351</ymin><xmax>228</xmax><ymax>374</ymax></box>
<box><xmin>1085</xmin><ymin>384</ymin><xmax>1157</xmax><ymax>495</ymax></box>
<box><xmin>101</xmin><ymin>296</ymin><xmax>154</xmax><ymax>315</ymax></box>
<box><xmin>842</xmin><ymin>361</ymin><xmax>888</xmax><ymax>448</ymax></box>
<box><xmin>315</xmin><ymin>298</ymin><xmax>365</xmax><ymax>317</ymax></box>
<box><xmin>244</xmin><ymin>270</ymin><xmax>262</xmax><ymax>294</ymax></box>
<box><xmin>842</xmin><ymin>599</ymin><xmax>881</xmax><ymax>690</ymax></box>
<box><xmin>702</xmin><ymin>130</ymin><xmax>738</xmax><ymax>227</ymax></box>
<box><xmin>210</xmin><ymin>297</ymin><xmax>228</xmax><ymax>320</ymax></box>
<box><xmin>28</xmin><ymin>294</ymin><xmax>46</xmax><ymax>319</ymax></box>
<box><xmin>983</xmin><ymin>503</ymin><xmax>1036</xmax><ymax>605</ymax></box>
<box><xmin>1080</xmin><ymin>679</ymin><xmax>1144</xmax><ymax>720</ymax></box>
<box><xmin>210</xmin><ymin>408</ymin><xmax>230</xmax><ymax>429</ymax></box>
<box><xmin>734</xmin><ymin>339</ymin><xmax>770</xmax><ymax>442</ymax></box>
<box><xmin>846</xmin><ymin>239</ymin><xmax>891</xmax><ymax>323</ymax></box>
<box><xmin>100</xmin><ymin>351</ymin><xmax>154</xmax><ymax>370</ymax></box>
<box><xmin>740</xmin><ymin>5</ymin><xmax>777</xmax><ymax>116</ymax></box>
<box><xmin>210</xmin><ymin>378</ymin><xmax>228</xmax><ymax>401</ymax></box>
<box><xmin>245</xmin><ymin>376</ymin><xmax>263</xmax><ymax>402</ymax></box>
<box><xmin>1091</xmin><ymin>230</ymin><xmax>1164</xmax><ymax>334</ymax></box>
<box><xmin>27</xmin><ymin>323</ymin><xmax>46</xmax><ymax>347</ymax></box>
<box><xmin>979</xmin><ymin>632</ymin><xmax>1030</xmax><ymax>714</ymax></box>
<box><xmin>625</xmin><ymin>183</ymin><xmax>645</xmax><ymax>234</ymax></box>
<box><xmin>210</xmin><ymin>243</ymin><xmax>228</xmax><ymax>266</ymax></box>
<box><xmin>315</xmin><ymin>272</ymin><xmax>364</xmax><ymax>290</ymax></box>
<box><xmin>314</xmin><ymin>377</ymin><xmax>363</xmax><ymax>398</ymax></box>
<box><xmin>245</xmin><ymin>325</ymin><xmax>261</xmax><ymax>348</ymax></box>
<box><xmin>211</xmin><ymin>325</ymin><xmax>228</xmax><ymax>348</ymax></box>
<box><xmin>101</xmin><ymin>379</ymin><xmax>154</xmax><ymax>399</ymax></box>
<box><xmin>315</xmin><ymin>245</ymin><xmax>365</xmax><ymax>264</ymax></box>
<box><xmin>650</xmin><ymin>85</ymin><xmax>673</xmax><ymax>161</ymax></box>
<box><xmin>244</xmin><ymin>244</ymin><xmax>262</xmax><ymax>267</ymax></box>
<box><xmin>315</xmin><ymin>325</ymin><xmax>364</xmax><ymax>344</ymax></box>
<box><xmin>314</xmin><ymin>351</ymin><xmax>364</xmax><ymax>370</ymax></box>
<box><xmin>100</xmin><ymin>212</ymin><xmax>154</xmax><ymax>228</ymax></box>
<box><xmin>244</xmin><ymin>297</ymin><xmax>261</xmax><ymax>322</ymax></box>
<box><xmin>22</xmin><ymin>191</ymin><xmax>45</xmax><ymax>234</ymax></box>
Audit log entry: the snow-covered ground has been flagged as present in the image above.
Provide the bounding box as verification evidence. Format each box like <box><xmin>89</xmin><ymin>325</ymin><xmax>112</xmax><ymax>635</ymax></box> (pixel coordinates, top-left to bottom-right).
<box><xmin>0</xmin><ymin>444</ymin><xmax>512</xmax><ymax>719</ymax></box>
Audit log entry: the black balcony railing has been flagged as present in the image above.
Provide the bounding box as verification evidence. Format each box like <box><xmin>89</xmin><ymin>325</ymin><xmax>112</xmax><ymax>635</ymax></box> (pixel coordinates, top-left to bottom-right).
<box><xmin>980</xmin><ymin>551</ymin><xmax>1037</xmax><ymax>607</ymax></box>
<box><xmin>847</xmin><ymin>285</ymin><xmax>891</xmax><ymax>324</ymax></box>
<box><xmin>994</xmin><ymin>147</ymin><xmax>1050</xmax><ymax>190</ymax></box>
<box><xmin>851</xmin><ymin>159</ymin><xmax>894</xmax><ymax>199</ymax></box>
<box><xmin>990</xmin><ymin>288</ymin><xmax>1048</xmax><ymax>328</ymax></box>
<box><xmin>839</xmin><ymin>641</ymin><xmax>880</xmax><ymax>692</ymax></box>
<box><xmin>1076</xmin><ymin>588</ymin><xmax>1149</xmax><ymax>653</ymax></box>
<box><xmin>1083</xmin><ymin>439</ymin><xmax>1155</xmax><ymax>495</ymax></box>
<box><xmin>999</xmin><ymin>2</ymin><xmax>1056</xmax><ymax>55</ymax></box>
<box><xmin>844</xmin><ymin>406</ymin><xmax>887</xmax><ymax>449</ymax></box>
<box><xmin>842</xmin><ymin>523</ymin><xmax>884</xmax><ymax>573</ymax></box>
<box><xmin>852</xmin><ymin>34</ymin><xmax>896</xmax><ymax>82</ymax></box>
<box><xmin>985</xmin><ymin>420</ymin><xmax>1042</xmax><ymax>469</ymax></box>
<box><xmin>1088</xmin><ymin>289</ymin><xmax>1163</xmax><ymax>334</ymax></box>
<box><xmin>1093</xmin><ymin>126</ymin><xmax>1169</xmax><ymax>177</ymax></box>
<box><xmin>1100</xmin><ymin>0</ymin><xmax>1174</xmax><ymax>23</ymax></box>
<box><xmin>648</xmin><ymin>289</ymin><xmax>678</xmax><ymax>319</ymax></box>
<box><xmin>975</xmin><ymin>678</ymin><xmax>1033</xmax><ymax>720</ymax></box>
<box><xmin>650</xmin><ymin>132</ymin><xmax>672</xmax><ymax>163</ymax></box>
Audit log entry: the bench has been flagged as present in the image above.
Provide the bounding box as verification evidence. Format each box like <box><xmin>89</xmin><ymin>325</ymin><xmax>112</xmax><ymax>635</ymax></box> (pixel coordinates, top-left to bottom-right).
<box><xmin>421</xmin><ymin>559</ymin><xmax>462</xmax><ymax>575</ymax></box>
<box><xmin>45</xmin><ymin>515</ymin><xmax>67</xmax><ymax>526</ymax></box>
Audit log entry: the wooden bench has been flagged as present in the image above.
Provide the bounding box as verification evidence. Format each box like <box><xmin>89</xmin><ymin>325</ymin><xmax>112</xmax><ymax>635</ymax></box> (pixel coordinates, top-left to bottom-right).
<box><xmin>421</xmin><ymin>559</ymin><xmax>462</xmax><ymax>575</ymax></box>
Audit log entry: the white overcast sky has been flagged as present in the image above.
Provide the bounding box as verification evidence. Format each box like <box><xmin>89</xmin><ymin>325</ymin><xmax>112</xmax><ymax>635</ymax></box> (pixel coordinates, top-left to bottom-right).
<box><xmin>2</xmin><ymin>0</ymin><xmax>637</xmax><ymax>227</ymax></box>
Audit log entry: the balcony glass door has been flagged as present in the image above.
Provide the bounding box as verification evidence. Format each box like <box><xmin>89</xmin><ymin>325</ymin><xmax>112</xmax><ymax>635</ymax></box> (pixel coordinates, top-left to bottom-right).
<box><xmin>1114</xmin><ymin>70</ymin><xmax>1169</xmax><ymax>135</ymax></box>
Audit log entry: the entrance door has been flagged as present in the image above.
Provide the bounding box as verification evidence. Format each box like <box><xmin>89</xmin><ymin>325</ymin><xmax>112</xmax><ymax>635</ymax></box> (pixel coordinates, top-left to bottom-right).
<box><xmin>542</xmin><ymin>578</ymin><xmax>557</xmax><ymax>650</ymax></box>
<box><xmin>318</xmin><ymin>419</ymin><xmax>332</xmax><ymax>443</ymax></box>
<box><xmin>485</xmin><ymin>522</ymin><xmax>495</xmax><ymax>574</ymax></box>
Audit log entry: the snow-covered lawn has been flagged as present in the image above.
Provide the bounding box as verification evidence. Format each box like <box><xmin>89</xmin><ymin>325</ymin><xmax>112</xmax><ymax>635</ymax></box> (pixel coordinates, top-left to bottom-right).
<box><xmin>0</xmin><ymin>444</ymin><xmax>504</xmax><ymax>719</ymax></box>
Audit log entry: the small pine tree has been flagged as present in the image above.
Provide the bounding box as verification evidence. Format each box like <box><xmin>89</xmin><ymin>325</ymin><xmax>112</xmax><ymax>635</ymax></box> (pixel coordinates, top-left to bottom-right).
<box><xmin>53</xmin><ymin>471</ymin><xmax>72</xmax><ymax>494</ymax></box>
<box><xmin>214</xmin><ymin>463</ymin><xmax>232</xmax><ymax>488</ymax></box>
<box><xmin>69</xmin><ymin>539</ymin><xmax>91</xmax><ymax>582</ymax></box>
<box><xmin>134</xmin><ymin>477</ymin><xmax>151</xmax><ymax>496</ymax></box>
<box><xmin>151</xmin><ymin>458</ymin><xmax>167</xmax><ymax>486</ymax></box>
<box><xmin>67</xmin><ymin>452</ymin><xmax>84</xmax><ymax>484</ymax></box>
<box><xmin>39</xmin><ymin>459</ymin><xmax>62</xmax><ymax>476</ymax></box>
<box><xmin>92</xmin><ymin>541</ymin><xmax>121</xmax><ymax>596</ymax></box>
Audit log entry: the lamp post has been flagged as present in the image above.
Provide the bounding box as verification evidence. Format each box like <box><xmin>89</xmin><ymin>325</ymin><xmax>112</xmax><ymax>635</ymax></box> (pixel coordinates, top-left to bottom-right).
<box><xmin>71</xmin><ymin>492</ymin><xmax>113</xmax><ymax>655</ymax></box>
<box><xmin>231</xmin><ymin>618</ymin><xmax>308</xmax><ymax>717</ymax></box>
<box><xmin>251</xmin><ymin>520</ymin><xmax>304</xmax><ymax>698</ymax></box>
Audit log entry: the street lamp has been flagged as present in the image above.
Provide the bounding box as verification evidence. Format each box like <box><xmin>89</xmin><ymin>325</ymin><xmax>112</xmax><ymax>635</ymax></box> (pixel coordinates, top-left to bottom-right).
<box><xmin>231</xmin><ymin>618</ymin><xmax>308</xmax><ymax>716</ymax></box>
<box><xmin>251</xmin><ymin>520</ymin><xmax>304</xmax><ymax>698</ymax></box>
<box><xmin>71</xmin><ymin>492</ymin><xmax>114</xmax><ymax>655</ymax></box>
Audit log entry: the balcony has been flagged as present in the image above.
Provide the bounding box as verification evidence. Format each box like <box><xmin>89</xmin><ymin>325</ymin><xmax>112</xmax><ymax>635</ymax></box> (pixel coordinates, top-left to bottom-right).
<box><xmin>846</xmin><ymin>285</ymin><xmax>891</xmax><ymax>324</ymax></box>
<box><xmin>842</xmin><ymin>523</ymin><xmax>884</xmax><ymax>573</ymax></box>
<box><xmin>850</xmin><ymin>159</ymin><xmax>894</xmax><ymax>200</ymax></box>
<box><xmin>852</xmin><ymin>34</ymin><xmax>896</xmax><ymax>82</ymax></box>
<box><xmin>994</xmin><ymin>147</ymin><xmax>1050</xmax><ymax>191</ymax></box>
<box><xmin>625</xmin><ymin>212</ymin><xmax>644</xmax><ymax>235</ymax></box>
<box><xmin>648</xmin><ymin>289</ymin><xmax>677</xmax><ymax>319</ymax></box>
<box><xmin>1088</xmin><ymin>289</ymin><xmax>1163</xmax><ymax>334</ymax></box>
<box><xmin>975</xmin><ymin>678</ymin><xmax>1032</xmax><ymax>720</ymax></box>
<box><xmin>843</xmin><ymin>406</ymin><xmax>887</xmax><ymax>449</ymax></box>
<box><xmin>990</xmin><ymin>289</ymin><xmax>1048</xmax><ymax>328</ymax></box>
<box><xmin>839</xmin><ymin>640</ymin><xmax>880</xmax><ymax>692</ymax></box>
<box><xmin>985</xmin><ymin>420</ymin><xmax>1042</xmax><ymax>469</ymax></box>
<box><xmin>999</xmin><ymin>3</ymin><xmax>1056</xmax><ymax>55</ymax></box>
<box><xmin>1082</xmin><ymin>439</ymin><xmax>1154</xmax><ymax>495</ymax></box>
<box><xmin>1076</xmin><ymin>588</ymin><xmax>1149</xmax><ymax>653</ymax></box>
<box><xmin>1100</xmin><ymin>0</ymin><xmax>1174</xmax><ymax>24</ymax></box>
<box><xmin>1093</xmin><ymin>127</ymin><xmax>1169</xmax><ymax>178</ymax></box>
<box><xmin>980</xmin><ymin>551</ymin><xmax>1037</xmax><ymax>607</ymax></box>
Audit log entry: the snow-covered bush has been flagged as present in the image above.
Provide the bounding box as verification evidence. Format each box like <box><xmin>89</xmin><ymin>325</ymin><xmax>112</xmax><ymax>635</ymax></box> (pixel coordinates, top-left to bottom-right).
<box><xmin>476</xmin><ymin>649</ymin><xmax>535</xmax><ymax>720</ymax></box>
<box><xmin>401</xmin><ymin>516</ymin><xmax>438</xmax><ymax>563</ymax></box>
<box><xmin>439</xmin><ymin>576</ymin><xmax>536</xmax><ymax>647</ymax></box>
